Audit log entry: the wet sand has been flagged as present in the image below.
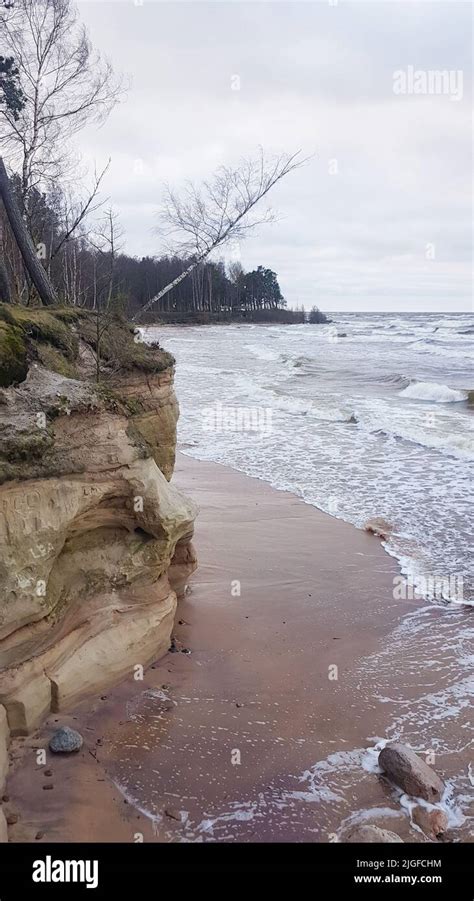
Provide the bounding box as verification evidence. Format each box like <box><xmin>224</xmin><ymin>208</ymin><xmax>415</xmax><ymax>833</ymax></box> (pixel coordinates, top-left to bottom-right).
<box><xmin>4</xmin><ymin>454</ymin><xmax>472</xmax><ymax>843</ymax></box>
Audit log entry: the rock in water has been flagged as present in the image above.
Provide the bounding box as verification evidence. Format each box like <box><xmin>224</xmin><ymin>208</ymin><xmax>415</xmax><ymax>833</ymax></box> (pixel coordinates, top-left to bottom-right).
<box><xmin>364</xmin><ymin>517</ymin><xmax>392</xmax><ymax>540</ymax></box>
<box><xmin>49</xmin><ymin>726</ymin><xmax>83</xmax><ymax>754</ymax></box>
<box><xmin>378</xmin><ymin>742</ymin><xmax>444</xmax><ymax>802</ymax></box>
<box><xmin>343</xmin><ymin>825</ymin><xmax>403</xmax><ymax>843</ymax></box>
<box><xmin>412</xmin><ymin>805</ymin><xmax>448</xmax><ymax>839</ymax></box>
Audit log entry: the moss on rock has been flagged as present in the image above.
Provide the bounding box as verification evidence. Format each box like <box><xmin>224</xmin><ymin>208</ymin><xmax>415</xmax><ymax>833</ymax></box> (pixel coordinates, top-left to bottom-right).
<box><xmin>0</xmin><ymin>320</ymin><xmax>28</xmax><ymax>387</ymax></box>
<box><xmin>1</xmin><ymin>306</ymin><xmax>79</xmax><ymax>360</ymax></box>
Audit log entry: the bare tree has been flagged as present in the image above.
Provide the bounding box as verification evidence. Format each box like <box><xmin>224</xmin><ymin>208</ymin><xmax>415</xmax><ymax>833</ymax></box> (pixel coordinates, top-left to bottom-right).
<box><xmin>0</xmin><ymin>0</ymin><xmax>124</xmax><ymax>208</ymax></box>
<box><xmin>86</xmin><ymin>207</ymin><xmax>124</xmax><ymax>380</ymax></box>
<box><xmin>133</xmin><ymin>148</ymin><xmax>306</xmax><ymax>321</ymax></box>
<box><xmin>50</xmin><ymin>159</ymin><xmax>110</xmax><ymax>263</ymax></box>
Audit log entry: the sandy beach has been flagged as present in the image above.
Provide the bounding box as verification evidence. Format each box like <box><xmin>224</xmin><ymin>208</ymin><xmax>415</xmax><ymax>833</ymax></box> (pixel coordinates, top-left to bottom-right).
<box><xmin>3</xmin><ymin>454</ymin><xmax>471</xmax><ymax>844</ymax></box>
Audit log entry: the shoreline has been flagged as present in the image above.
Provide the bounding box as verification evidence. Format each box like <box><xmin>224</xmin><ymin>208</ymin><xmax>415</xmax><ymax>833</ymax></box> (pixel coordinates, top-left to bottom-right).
<box><xmin>141</xmin><ymin>320</ymin><xmax>315</xmax><ymax>328</ymax></box>
<box><xmin>3</xmin><ymin>454</ymin><xmax>470</xmax><ymax>843</ymax></box>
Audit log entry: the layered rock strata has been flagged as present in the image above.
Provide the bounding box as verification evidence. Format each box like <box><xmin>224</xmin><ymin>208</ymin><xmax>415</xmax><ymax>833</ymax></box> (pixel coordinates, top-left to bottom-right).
<box><xmin>0</xmin><ymin>308</ymin><xmax>197</xmax><ymax>762</ymax></box>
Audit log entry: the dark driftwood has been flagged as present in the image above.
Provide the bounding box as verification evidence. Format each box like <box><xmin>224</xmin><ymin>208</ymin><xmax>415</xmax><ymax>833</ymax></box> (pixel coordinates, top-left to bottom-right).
<box><xmin>0</xmin><ymin>156</ymin><xmax>57</xmax><ymax>306</ymax></box>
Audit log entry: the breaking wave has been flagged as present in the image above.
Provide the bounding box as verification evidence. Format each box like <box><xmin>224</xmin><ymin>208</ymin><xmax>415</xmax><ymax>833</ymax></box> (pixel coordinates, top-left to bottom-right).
<box><xmin>399</xmin><ymin>381</ymin><xmax>467</xmax><ymax>403</ymax></box>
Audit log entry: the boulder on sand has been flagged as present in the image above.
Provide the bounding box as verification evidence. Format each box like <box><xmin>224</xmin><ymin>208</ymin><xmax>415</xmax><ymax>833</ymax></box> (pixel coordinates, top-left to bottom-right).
<box><xmin>378</xmin><ymin>742</ymin><xmax>444</xmax><ymax>802</ymax></box>
<box><xmin>343</xmin><ymin>824</ymin><xmax>403</xmax><ymax>843</ymax></box>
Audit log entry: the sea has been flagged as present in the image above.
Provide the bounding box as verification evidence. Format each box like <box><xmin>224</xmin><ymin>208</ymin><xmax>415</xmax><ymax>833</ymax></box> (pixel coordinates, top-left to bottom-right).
<box><xmin>144</xmin><ymin>312</ymin><xmax>473</xmax><ymax>606</ymax></box>
<box><xmin>137</xmin><ymin>312</ymin><xmax>473</xmax><ymax>839</ymax></box>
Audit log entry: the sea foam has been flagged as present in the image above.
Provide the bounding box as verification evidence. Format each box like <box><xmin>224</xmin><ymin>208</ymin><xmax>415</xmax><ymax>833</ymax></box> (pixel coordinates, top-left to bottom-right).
<box><xmin>399</xmin><ymin>381</ymin><xmax>467</xmax><ymax>403</ymax></box>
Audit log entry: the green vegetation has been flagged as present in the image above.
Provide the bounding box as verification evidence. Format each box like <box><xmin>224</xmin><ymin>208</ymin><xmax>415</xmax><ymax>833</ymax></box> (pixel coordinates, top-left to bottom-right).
<box><xmin>0</xmin><ymin>303</ymin><xmax>174</xmax><ymax>387</ymax></box>
<box><xmin>5</xmin><ymin>306</ymin><xmax>79</xmax><ymax>359</ymax></box>
<box><xmin>0</xmin><ymin>318</ymin><xmax>28</xmax><ymax>386</ymax></box>
<box><xmin>76</xmin><ymin>313</ymin><xmax>174</xmax><ymax>374</ymax></box>
<box><xmin>35</xmin><ymin>343</ymin><xmax>78</xmax><ymax>378</ymax></box>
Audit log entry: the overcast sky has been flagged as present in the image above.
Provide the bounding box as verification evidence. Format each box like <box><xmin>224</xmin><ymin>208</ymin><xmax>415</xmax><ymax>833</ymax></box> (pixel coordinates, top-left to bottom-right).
<box><xmin>76</xmin><ymin>1</ymin><xmax>472</xmax><ymax>312</ymax></box>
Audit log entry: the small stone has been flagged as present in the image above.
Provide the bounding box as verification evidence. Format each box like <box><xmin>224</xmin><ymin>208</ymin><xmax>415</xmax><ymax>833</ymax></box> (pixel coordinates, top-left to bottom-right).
<box><xmin>2</xmin><ymin>794</ymin><xmax>9</xmax><ymax>803</ymax></box>
<box><xmin>6</xmin><ymin>813</ymin><xmax>19</xmax><ymax>825</ymax></box>
<box><xmin>235</xmin><ymin>702</ymin><xmax>243</xmax><ymax>708</ymax></box>
<box><xmin>164</xmin><ymin>807</ymin><xmax>181</xmax><ymax>821</ymax></box>
<box><xmin>49</xmin><ymin>726</ymin><xmax>83</xmax><ymax>754</ymax></box>
<box><xmin>43</xmin><ymin>784</ymin><xmax>54</xmax><ymax>790</ymax></box>
<box><xmin>44</xmin><ymin>769</ymin><xmax>52</xmax><ymax>777</ymax></box>
<box><xmin>35</xmin><ymin>831</ymin><xmax>44</xmax><ymax>840</ymax></box>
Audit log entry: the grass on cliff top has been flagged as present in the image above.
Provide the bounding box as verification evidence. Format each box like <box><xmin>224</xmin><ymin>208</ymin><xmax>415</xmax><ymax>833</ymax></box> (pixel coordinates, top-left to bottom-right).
<box><xmin>0</xmin><ymin>304</ymin><xmax>174</xmax><ymax>387</ymax></box>
<box><xmin>76</xmin><ymin>314</ymin><xmax>174</xmax><ymax>374</ymax></box>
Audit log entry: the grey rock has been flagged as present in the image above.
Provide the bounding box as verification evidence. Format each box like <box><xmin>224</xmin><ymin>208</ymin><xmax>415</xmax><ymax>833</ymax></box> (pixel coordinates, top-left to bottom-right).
<box><xmin>378</xmin><ymin>742</ymin><xmax>444</xmax><ymax>802</ymax></box>
<box><xmin>49</xmin><ymin>726</ymin><xmax>83</xmax><ymax>754</ymax></box>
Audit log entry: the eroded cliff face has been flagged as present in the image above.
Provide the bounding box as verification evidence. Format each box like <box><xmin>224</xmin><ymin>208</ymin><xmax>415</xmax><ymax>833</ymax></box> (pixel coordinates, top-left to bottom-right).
<box><xmin>0</xmin><ymin>308</ymin><xmax>197</xmax><ymax>806</ymax></box>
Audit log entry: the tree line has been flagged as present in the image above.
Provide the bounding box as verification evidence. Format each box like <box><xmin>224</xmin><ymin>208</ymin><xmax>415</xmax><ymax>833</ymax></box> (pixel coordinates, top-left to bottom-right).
<box><xmin>0</xmin><ymin>0</ymin><xmax>328</xmax><ymax>326</ymax></box>
<box><xmin>0</xmin><ymin>171</ymin><xmax>307</xmax><ymax>321</ymax></box>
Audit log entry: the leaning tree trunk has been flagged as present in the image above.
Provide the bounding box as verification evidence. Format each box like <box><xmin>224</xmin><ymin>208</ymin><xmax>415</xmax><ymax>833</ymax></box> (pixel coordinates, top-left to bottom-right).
<box><xmin>132</xmin><ymin>255</ymin><xmax>207</xmax><ymax>322</ymax></box>
<box><xmin>0</xmin><ymin>254</ymin><xmax>11</xmax><ymax>303</ymax></box>
<box><xmin>0</xmin><ymin>157</ymin><xmax>57</xmax><ymax>307</ymax></box>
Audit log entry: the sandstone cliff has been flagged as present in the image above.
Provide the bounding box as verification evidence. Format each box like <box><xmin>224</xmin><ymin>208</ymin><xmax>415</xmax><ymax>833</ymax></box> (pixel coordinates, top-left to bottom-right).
<box><xmin>0</xmin><ymin>306</ymin><xmax>197</xmax><ymax>822</ymax></box>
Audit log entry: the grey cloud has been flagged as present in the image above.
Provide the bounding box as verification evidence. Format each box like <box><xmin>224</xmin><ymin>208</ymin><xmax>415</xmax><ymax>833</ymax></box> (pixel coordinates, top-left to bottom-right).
<box><xmin>76</xmin><ymin>0</ymin><xmax>472</xmax><ymax>311</ymax></box>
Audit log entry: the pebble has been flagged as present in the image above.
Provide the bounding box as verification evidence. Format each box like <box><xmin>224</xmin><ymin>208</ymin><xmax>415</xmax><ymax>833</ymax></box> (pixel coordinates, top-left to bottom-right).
<box><xmin>49</xmin><ymin>726</ymin><xmax>83</xmax><ymax>754</ymax></box>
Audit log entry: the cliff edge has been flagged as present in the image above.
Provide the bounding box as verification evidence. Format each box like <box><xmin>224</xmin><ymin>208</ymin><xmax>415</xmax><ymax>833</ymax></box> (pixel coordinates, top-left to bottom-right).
<box><xmin>0</xmin><ymin>306</ymin><xmax>198</xmax><ymax>831</ymax></box>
